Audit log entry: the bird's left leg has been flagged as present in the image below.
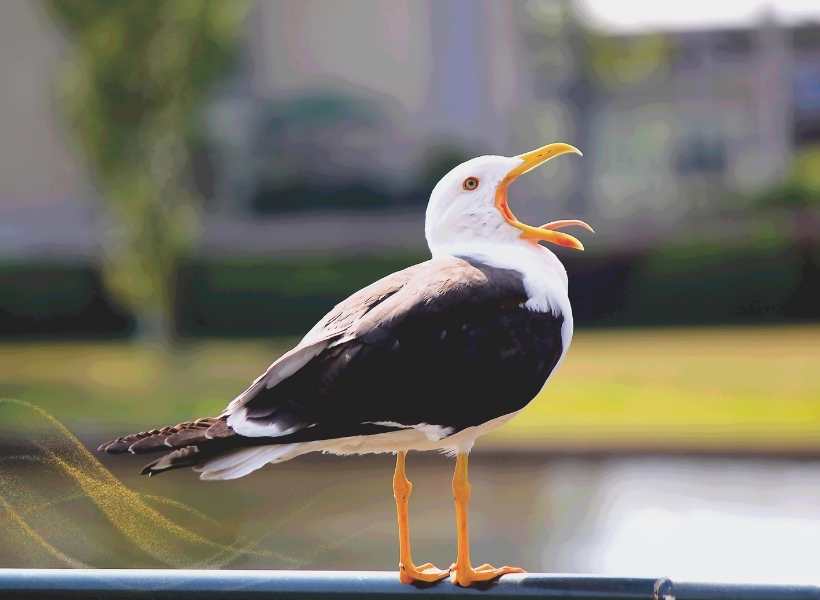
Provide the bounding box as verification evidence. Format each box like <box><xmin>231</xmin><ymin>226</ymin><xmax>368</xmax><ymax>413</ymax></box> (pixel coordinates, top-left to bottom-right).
<box><xmin>393</xmin><ymin>451</ymin><xmax>450</xmax><ymax>584</ymax></box>
<box><xmin>450</xmin><ymin>452</ymin><xmax>525</xmax><ymax>587</ymax></box>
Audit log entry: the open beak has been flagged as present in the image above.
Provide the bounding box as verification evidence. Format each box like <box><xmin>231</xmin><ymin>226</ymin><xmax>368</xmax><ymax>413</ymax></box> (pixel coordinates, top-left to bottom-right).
<box><xmin>495</xmin><ymin>142</ymin><xmax>593</xmax><ymax>251</ymax></box>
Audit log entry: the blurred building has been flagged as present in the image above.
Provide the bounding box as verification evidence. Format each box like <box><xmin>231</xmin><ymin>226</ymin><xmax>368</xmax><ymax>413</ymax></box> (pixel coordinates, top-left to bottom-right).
<box><xmin>1</xmin><ymin>0</ymin><xmax>820</xmax><ymax>258</ymax></box>
<box><xmin>576</xmin><ymin>17</ymin><xmax>797</xmax><ymax>223</ymax></box>
<box><xmin>0</xmin><ymin>1</ymin><xmax>95</xmax><ymax>259</ymax></box>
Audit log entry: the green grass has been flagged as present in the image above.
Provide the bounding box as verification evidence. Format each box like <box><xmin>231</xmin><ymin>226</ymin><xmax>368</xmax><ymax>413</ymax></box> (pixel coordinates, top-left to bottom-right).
<box><xmin>503</xmin><ymin>325</ymin><xmax>820</xmax><ymax>451</ymax></box>
<box><xmin>1</xmin><ymin>325</ymin><xmax>819</xmax><ymax>452</ymax></box>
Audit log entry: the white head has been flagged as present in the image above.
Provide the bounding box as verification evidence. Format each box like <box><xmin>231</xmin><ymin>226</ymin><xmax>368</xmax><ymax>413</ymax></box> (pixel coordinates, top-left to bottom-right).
<box><xmin>424</xmin><ymin>142</ymin><xmax>593</xmax><ymax>256</ymax></box>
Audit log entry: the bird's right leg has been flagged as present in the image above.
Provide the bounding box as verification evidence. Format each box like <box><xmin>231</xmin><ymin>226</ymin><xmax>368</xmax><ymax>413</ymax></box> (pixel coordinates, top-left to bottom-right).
<box><xmin>393</xmin><ymin>451</ymin><xmax>450</xmax><ymax>584</ymax></box>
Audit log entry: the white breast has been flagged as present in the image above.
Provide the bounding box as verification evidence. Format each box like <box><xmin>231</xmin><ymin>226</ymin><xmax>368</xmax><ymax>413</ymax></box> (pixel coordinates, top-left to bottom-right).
<box><xmin>432</xmin><ymin>239</ymin><xmax>574</xmax><ymax>360</ymax></box>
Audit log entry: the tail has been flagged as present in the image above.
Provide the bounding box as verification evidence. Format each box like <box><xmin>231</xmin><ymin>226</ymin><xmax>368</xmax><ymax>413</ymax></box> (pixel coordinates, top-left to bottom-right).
<box><xmin>98</xmin><ymin>416</ymin><xmax>239</xmax><ymax>476</ymax></box>
<box><xmin>98</xmin><ymin>416</ymin><xmax>308</xmax><ymax>479</ymax></box>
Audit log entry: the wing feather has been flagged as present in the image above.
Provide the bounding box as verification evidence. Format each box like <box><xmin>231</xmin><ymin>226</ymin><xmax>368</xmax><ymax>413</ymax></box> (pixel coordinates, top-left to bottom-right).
<box><xmin>226</xmin><ymin>256</ymin><xmax>530</xmax><ymax>438</ymax></box>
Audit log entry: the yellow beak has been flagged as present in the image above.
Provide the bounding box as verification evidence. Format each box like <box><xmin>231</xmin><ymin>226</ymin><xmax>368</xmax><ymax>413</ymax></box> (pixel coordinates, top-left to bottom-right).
<box><xmin>495</xmin><ymin>142</ymin><xmax>593</xmax><ymax>251</ymax></box>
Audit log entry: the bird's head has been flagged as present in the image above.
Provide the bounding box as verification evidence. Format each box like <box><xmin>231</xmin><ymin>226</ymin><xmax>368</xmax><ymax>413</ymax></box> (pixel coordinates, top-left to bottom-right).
<box><xmin>425</xmin><ymin>142</ymin><xmax>593</xmax><ymax>256</ymax></box>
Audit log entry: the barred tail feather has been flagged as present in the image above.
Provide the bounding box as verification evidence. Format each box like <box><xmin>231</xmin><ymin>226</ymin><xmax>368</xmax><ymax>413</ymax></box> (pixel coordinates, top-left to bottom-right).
<box><xmin>98</xmin><ymin>415</ymin><xmax>300</xmax><ymax>478</ymax></box>
<box><xmin>97</xmin><ymin>417</ymin><xmax>230</xmax><ymax>455</ymax></box>
<box><xmin>140</xmin><ymin>446</ymin><xmax>203</xmax><ymax>476</ymax></box>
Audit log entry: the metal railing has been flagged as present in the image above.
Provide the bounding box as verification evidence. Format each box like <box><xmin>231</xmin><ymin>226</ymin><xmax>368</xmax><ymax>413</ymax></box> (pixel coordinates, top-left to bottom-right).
<box><xmin>0</xmin><ymin>569</ymin><xmax>818</xmax><ymax>600</ymax></box>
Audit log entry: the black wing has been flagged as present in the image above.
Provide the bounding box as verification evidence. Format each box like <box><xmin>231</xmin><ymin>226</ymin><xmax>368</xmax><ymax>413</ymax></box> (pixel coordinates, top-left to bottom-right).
<box><xmin>227</xmin><ymin>255</ymin><xmax>565</xmax><ymax>442</ymax></box>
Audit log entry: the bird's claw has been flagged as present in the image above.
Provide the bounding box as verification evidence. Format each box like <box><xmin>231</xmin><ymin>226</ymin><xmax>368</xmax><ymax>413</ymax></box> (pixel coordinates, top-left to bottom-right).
<box><xmin>450</xmin><ymin>563</ymin><xmax>525</xmax><ymax>586</ymax></box>
<box><xmin>398</xmin><ymin>561</ymin><xmax>451</xmax><ymax>584</ymax></box>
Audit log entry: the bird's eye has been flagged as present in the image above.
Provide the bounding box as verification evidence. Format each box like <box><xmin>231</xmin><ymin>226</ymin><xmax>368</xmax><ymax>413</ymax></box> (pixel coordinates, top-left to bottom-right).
<box><xmin>462</xmin><ymin>176</ymin><xmax>480</xmax><ymax>191</ymax></box>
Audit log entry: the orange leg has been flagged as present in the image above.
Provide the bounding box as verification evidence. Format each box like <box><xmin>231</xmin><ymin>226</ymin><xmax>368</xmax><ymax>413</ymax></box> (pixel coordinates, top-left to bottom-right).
<box><xmin>450</xmin><ymin>452</ymin><xmax>525</xmax><ymax>587</ymax></box>
<box><xmin>393</xmin><ymin>451</ymin><xmax>450</xmax><ymax>584</ymax></box>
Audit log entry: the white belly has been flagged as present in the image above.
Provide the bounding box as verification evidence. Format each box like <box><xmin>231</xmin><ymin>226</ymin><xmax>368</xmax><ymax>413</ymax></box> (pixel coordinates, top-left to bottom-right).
<box><xmin>197</xmin><ymin>412</ymin><xmax>521</xmax><ymax>480</ymax></box>
<box><xmin>313</xmin><ymin>411</ymin><xmax>520</xmax><ymax>457</ymax></box>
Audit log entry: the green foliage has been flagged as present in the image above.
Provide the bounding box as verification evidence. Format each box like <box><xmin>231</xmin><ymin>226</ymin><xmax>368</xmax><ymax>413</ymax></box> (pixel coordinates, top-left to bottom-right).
<box><xmin>757</xmin><ymin>145</ymin><xmax>820</xmax><ymax>210</ymax></box>
<box><xmin>414</xmin><ymin>142</ymin><xmax>472</xmax><ymax>197</ymax></box>
<box><xmin>3</xmin><ymin>235</ymin><xmax>819</xmax><ymax>339</ymax></box>
<box><xmin>619</xmin><ymin>236</ymin><xmax>801</xmax><ymax>326</ymax></box>
<box><xmin>587</xmin><ymin>32</ymin><xmax>670</xmax><ymax>87</ymax></box>
<box><xmin>44</xmin><ymin>0</ymin><xmax>251</xmax><ymax>342</ymax></box>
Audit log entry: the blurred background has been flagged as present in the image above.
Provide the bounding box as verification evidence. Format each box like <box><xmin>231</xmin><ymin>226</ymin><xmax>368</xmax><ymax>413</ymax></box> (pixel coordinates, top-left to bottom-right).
<box><xmin>1</xmin><ymin>0</ymin><xmax>820</xmax><ymax>584</ymax></box>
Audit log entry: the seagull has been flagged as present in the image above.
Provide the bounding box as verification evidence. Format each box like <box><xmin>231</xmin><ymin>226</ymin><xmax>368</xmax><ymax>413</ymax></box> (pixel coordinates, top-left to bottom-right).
<box><xmin>99</xmin><ymin>142</ymin><xmax>591</xmax><ymax>586</ymax></box>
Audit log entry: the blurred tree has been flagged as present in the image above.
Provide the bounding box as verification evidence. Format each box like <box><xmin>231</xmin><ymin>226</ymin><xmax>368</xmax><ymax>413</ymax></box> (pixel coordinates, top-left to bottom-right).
<box><xmin>413</xmin><ymin>142</ymin><xmax>472</xmax><ymax>201</ymax></box>
<box><xmin>587</xmin><ymin>33</ymin><xmax>669</xmax><ymax>90</ymax></box>
<box><xmin>757</xmin><ymin>145</ymin><xmax>820</xmax><ymax>318</ymax></box>
<box><xmin>44</xmin><ymin>0</ymin><xmax>250</xmax><ymax>345</ymax></box>
<box><xmin>760</xmin><ymin>146</ymin><xmax>820</xmax><ymax>211</ymax></box>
